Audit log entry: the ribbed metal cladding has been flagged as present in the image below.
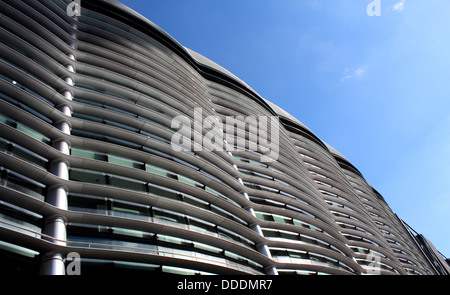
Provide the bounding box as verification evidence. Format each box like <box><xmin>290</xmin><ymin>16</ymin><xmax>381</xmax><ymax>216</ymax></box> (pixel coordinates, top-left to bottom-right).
<box><xmin>0</xmin><ymin>0</ymin><xmax>440</xmax><ymax>275</ymax></box>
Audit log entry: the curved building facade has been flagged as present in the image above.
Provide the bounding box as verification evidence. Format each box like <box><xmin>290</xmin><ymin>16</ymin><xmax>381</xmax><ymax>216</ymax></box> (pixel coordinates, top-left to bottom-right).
<box><xmin>0</xmin><ymin>0</ymin><xmax>445</xmax><ymax>275</ymax></box>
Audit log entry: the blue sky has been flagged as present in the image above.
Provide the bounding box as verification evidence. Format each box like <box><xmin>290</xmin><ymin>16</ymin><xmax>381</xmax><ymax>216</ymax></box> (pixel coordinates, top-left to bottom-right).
<box><xmin>118</xmin><ymin>0</ymin><xmax>450</xmax><ymax>258</ymax></box>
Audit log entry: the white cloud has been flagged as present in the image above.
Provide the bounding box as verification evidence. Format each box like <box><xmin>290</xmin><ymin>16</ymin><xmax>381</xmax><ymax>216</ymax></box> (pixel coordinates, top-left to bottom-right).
<box><xmin>341</xmin><ymin>66</ymin><xmax>367</xmax><ymax>82</ymax></box>
<box><xmin>355</xmin><ymin>68</ymin><xmax>365</xmax><ymax>76</ymax></box>
<box><xmin>392</xmin><ymin>0</ymin><xmax>405</xmax><ymax>11</ymax></box>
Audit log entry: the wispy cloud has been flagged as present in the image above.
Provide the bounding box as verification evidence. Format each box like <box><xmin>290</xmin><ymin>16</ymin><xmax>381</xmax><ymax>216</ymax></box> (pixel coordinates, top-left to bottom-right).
<box><xmin>341</xmin><ymin>66</ymin><xmax>367</xmax><ymax>82</ymax></box>
<box><xmin>392</xmin><ymin>0</ymin><xmax>405</xmax><ymax>11</ymax></box>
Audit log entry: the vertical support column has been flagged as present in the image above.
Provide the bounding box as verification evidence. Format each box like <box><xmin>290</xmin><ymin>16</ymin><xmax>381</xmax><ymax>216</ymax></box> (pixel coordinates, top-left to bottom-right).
<box><xmin>39</xmin><ymin>22</ymin><xmax>77</xmax><ymax>276</ymax></box>
<box><xmin>230</xmin><ymin>157</ymin><xmax>278</xmax><ymax>275</ymax></box>
<box><xmin>241</xmin><ymin>190</ymin><xmax>278</xmax><ymax>275</ymax></box>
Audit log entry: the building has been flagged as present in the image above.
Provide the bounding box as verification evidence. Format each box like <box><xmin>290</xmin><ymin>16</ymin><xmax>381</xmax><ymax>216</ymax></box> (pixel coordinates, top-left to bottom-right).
<box><xmin>0</xmin><ymin>0</ymin><xmax>446</xmax><ymax>275</ymax></box>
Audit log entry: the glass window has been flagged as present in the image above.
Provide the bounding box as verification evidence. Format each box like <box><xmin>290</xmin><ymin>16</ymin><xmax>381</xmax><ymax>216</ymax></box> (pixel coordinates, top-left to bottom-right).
<box><xmin>289</xmin><ymin>251</ymin><xmax>309</xmax><ymax>260</ymax></box>
<box><xmin>269</xmin><ymin>248</ymin><xmax>288</xmax><ymax>257</ymax></box>
<box><xmin>73</xmin><ymin>97</ymin><xmax>103</xmax><ymax>107</ymax></box>
<box><xmin>279</xmin><ymin>230</ymin><xmax>300</xmax><ymax>241</ymax></box>
<box><xmin>177</xmin><ymin>174</ymin><xmax>200</xmax><ymax>187</ymax></box>
<box><xmin>262</xmin><ymin>229</ymin><xmax>280</xmax><ymax>239</ymax></box>
<box><xmin>255</xmin><ymin>212</ymin><xmax>274</xmax><ymax>222</ymax></box>
<box><xmin>0</xmin><ymin>109</ymin><xmax>16</xmax><ymax>128</ymax></box>
<box><xmin>217</xmin><ymin>227</ymin><xmax>237</xmax><ymax>242</ymax></box>
<box><xmin>300</xmin><ymin>234</ymin><xmax>318</xmax><ymax>245</ymax></box>
<box><xmin>73</xmin><ymin>112</ymin><xmax>103</xmax><ymax>123</ymax></box>
<box><xmin>142</xmin><ymin>146</ymin><xmax>173</xmax><ymax>161</ymax></box>
<box><xmin>106</xmin><ymin>136</ymin><xmax>141</xmax><ymax>149</ymax></box>
<box><xmin>112</xmin><ymin>228</ymin><xmax>147</xmax><ymax>239</ymax></box>
<box><xmin>108</xmin><ymin>154</ymin><xmax>144</xmax><ymax>169</ymax></box>
<box><xmin>111</xmin><ymin>199</ymin><xmax>150</xmax><ymax>219</ymax></box>
<box><xmin>148</xmin><ymin>183</ymin><xmax>180</xmax><ymax>201</ymax></box>
<box><xmin>0</xmin><ymin>200</ymin><xmax>42</xmax><ymax>226</ymax></box>
<box><xmin>0</xmin><ymin>240</ymin><xmax>40</xmax><ymax>259</ymax></box>
<box><xmin>0</xmin><ymin>137</ymin><xmax>8</xmax><ymax>151</ymax></box>
<box><xmin>205</xmin><ymin>186</ymin><xmax>240</xmax><ymax>208</ymax></box>
<box><xmin>152</xmin><ymin>208</ymin><xmax>186</xmax><ymax>224</ymax></box>
<box><xmin>10</xmin><ymin>143</ymin><xmax>48</xmax><ymax>168</ymax></box>
<box><xmin>193</xmin><ymin>241</ymin><xmax>222</xmax><ymax>254</ymax></box>
<box><xmin>181</xmin><ymin>194</ymin><xmax>209</xmax><ymax>210</ymax></box>
<box><xmin>71</xmin><ymin>129</ymin><xmax>104</xmax><ymax>141</ymax></box>
<box><xmin>157</xmin><ymin>234</ymin><xmax>189</xmax><ymax>245</ymax></box>
<box><xmin>188</xmin><ymin>220</ymin><xmax>214</xmax><ymax>234</ymax></box>
<box><xmin>16</xmin><ymin>124</ymin><xmax>50</xmax><ymax>144</ymax></box>
<box><xmin>71</xmin><ymin>148</ymin><xmax>106</xmax><ymax>161</ymax></box>
<box><xmin>69</xmin><ymin>168</ymin><xmax>107</xmax><ymax>185</ymax></box>
<box><xmin>145</xmin><ymin>164</ymin><xmax>169</xmax><ymax>177</ymax></box>
<box><xmin>210</xmin><ymin>204</ymin><xmax>247</xmax><ymax>226</ymax></box>
<box><xmin>109</xmin><ymin>175</ymin><xmax>146</xmax><ymax>192</ymax></box>
<box><xmin>68</xmin><ymin>193</ymin><xmax>108</xmax><ymax>215</ymax></box>
<box><xmin>309</xmin><ymin>254</ymin><xmax>326</xmax><ymax>263</ymax></box>
<box><xmin>272</xmin><ymin>214</ymin><xmax>288</xmax><ymax>224</ymax></box>
<box><xmin>162</xmin><ymin>266</ymin><xmax>208</xmax><ymax>275</ymax></box>
<box><xmin>1</xmin><ymin>169</ymin><xmax>45</xmax><ymax>200</ymax></box>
